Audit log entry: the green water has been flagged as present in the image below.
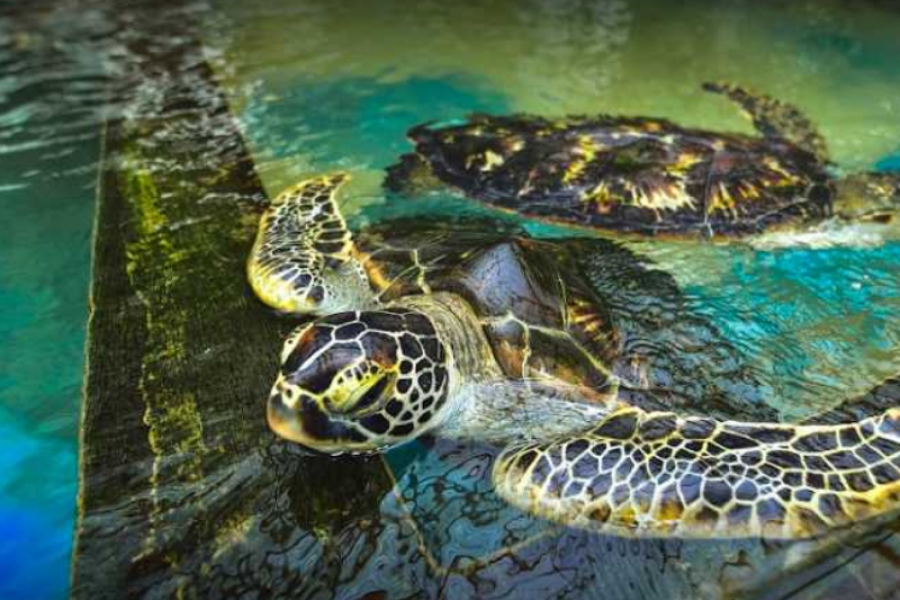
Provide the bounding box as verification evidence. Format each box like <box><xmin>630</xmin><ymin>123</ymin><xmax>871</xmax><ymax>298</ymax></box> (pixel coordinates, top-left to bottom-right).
<box><xmin>212</xmin><ymin>0</ymin><xmax>900</xmax><ymax>417</ymax></box>
<box><xmin>2</xmin><ymin>0</ymin><xmax>900</xmax><ymax>597</ymax></box>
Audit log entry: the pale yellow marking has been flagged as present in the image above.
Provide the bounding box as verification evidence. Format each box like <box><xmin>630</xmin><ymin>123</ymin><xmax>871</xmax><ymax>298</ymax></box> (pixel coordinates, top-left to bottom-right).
<box><xmin>625</xmin><ymin>179</ymin><xmax>695</xmax><ymax>217</ymax></box>
<box><xmin>119</xmin><ymin>145</ymin><xmax>209</xmax><ymax>569</ymax></box>
<box><xmin>671</xmin><ymin>151</ymin><xmax>704</xmax><ymax>174</ymax></box>
<box><xmin>762</xmin><ymin>156</ymin><xmax>801</xmax><ymax>185</ymax></box>
<box><xmin>481</xmin><ymin>149</ymin><xmax>505</xmax><ymax>171</ymax></box>
<box><xmin>563</xmin><ymin>135</ymin><xmax>600</xmax><ymax>185</ymax></box>
<box><xmin>583</xmin><ymin>181</ymin><xmax>613</xmax><ymax>211</ymax></box>
<box><xmin>411</xmin><ymin>248</ymin><xmax>432</xmax><ymax>294</ymax></box>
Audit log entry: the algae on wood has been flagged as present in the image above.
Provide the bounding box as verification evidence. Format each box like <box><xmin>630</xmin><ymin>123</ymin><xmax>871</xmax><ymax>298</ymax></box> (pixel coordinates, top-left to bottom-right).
<box><xmin>72</xmin><ymin>8</ymin><xmax>395</xmax><ymax>598</ymax></box>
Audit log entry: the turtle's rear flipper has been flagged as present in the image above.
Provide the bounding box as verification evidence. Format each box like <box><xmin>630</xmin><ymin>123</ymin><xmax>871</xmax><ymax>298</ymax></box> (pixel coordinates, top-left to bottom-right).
<box><xmin>703</xmin><ymin>81</ymin><xmax>830</xmax><ymax>163</ymax></box>
<box><xmin>495</xmin><ymin>404</ymin><xmax>900</xmax><ymax>539</ymax></box>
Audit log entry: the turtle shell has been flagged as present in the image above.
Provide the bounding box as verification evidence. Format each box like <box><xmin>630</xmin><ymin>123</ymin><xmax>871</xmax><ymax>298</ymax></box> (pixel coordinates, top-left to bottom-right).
<box><xmin>354</xmin><ymin>217</ymin><xmax>618</xmax><ymax>401</ymax></box>
<box><xmin>353</xmin><ymin>216</ymin><xmax>774</xmax><ymax>420</ymax></box>
<box><xmin>385</xmin><ymin>114</ymin><xmax>835</xmax><ymax>237</ymax></box>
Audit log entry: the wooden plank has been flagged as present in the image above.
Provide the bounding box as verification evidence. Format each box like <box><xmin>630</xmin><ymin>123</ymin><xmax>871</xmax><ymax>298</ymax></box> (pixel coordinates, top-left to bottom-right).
<box><xmin>71</xmin><ymin>10</ymin><xmax>397</xmax><ymax>598</ymax></box>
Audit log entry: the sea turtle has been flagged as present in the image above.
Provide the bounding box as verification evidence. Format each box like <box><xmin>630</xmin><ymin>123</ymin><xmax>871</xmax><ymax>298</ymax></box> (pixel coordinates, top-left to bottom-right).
<box><xmin>384</xmin><ymin>82</ymin><xmax>900</xmax><ymax>239</ymax></box>
<box><xmin>248</xmin><ymin>173</ymin><xmax>900</xmax><ymax>540</ymax></box>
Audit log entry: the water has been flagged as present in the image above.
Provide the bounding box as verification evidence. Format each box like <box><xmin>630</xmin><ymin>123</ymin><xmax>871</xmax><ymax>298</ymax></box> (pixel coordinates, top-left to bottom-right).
<box><xmin>1</xmin><ymin>0</ymin><xmax>900</xmax><ymax>597</ymax></box>
<box><xmin>0</xmin><ymin>3</ymin><xmax>110</xmax><ymax>597</ymax></box>
<box><xmin>213</xmin><ymin>0</ymin><xmax>900</xmax><ymax>416</ymax></box>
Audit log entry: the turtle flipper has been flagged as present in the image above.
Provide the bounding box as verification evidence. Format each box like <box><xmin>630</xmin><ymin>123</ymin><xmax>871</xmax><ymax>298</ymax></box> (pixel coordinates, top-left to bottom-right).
<box><xmin>494</xmin><ymin>405</ymin><xmax>900</xmax><ymax>539</ymax></box>
<box><xmin>247</xmin><ymin>173</ymin><xmax>370</xmax><ymax>314</ymax></box>
<box><xmin>702</xmin><ymin>81</ymin><xmax>829</xmax><ymax>163</ymax></box>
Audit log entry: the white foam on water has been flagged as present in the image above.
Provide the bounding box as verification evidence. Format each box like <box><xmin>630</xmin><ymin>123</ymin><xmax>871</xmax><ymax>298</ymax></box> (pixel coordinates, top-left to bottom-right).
<box><xmin>749</xmin><ymin>222</ymin><xmax>896</xmax><ymax>251</ymax></box>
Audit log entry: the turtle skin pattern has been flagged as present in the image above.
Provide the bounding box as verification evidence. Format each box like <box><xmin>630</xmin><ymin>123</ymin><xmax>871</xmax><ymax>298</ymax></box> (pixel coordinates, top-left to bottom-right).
<box><xmin>269</xmin><ymin>307</ymin><xmax>451</xmax><ymax>453</ymax></box>
<box><xmin>495</xmin><ymin>406</ymin><xmax>900</xmax><ymax>539</ymax></box>
<box><xmin>247</xmin><ymin>173</ymin><xmax>358</xmax><ymax>313</ymax></box>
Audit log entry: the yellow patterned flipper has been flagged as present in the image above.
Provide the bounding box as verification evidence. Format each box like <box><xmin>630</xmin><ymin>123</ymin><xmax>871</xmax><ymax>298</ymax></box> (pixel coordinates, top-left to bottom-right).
<box><xmin>494</xmin><ymin>406</ymin><xmax>900</xmax><ymax>539</ymax></box>
<box><xmin>247</xmin><ymin>173</ymin><xmax>370</xmax><ymax>314</ymax></box>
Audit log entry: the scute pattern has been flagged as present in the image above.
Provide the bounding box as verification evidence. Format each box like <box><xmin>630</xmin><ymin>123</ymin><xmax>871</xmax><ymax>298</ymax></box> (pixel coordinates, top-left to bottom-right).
<box><xmin>247</xmin><ymin>173</ymin><xmax>357</xmax><ymax>312</ymax></box>
<box><xmin>353</xmin><ymin>219</ymin><xmax>620</xmax><ymax>395</ymax></box>
<box><xmin>495</xmin><ymin>407</ymin><xmax>900</xmax><ymax>539</ymax></box>
<box><xmin>255</xmin><ymin>173</ymin><xmax>900</xmax><ymax>540</ymax></box>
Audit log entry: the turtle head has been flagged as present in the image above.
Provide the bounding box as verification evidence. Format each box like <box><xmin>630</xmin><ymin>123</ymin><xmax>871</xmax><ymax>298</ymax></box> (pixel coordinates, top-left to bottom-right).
<box><xmin>834</xmin><ymin>172</ymin><xmax>900</xmax><ymax>223</ymax></box>
<box><xmin>267</xmin><ymin>308</ymin><xmax>453</xmax><ymax>454</ymax></box>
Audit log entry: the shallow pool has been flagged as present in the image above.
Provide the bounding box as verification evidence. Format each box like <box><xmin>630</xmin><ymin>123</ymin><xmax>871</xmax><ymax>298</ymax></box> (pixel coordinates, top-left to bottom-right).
<box><xmin>2</xmin><ymin>0</ymin><xmax>900</xmax><ymax>598</ymax></box>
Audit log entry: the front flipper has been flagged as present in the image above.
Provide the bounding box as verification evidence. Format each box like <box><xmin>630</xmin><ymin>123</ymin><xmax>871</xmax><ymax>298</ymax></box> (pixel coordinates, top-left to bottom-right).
<box><xmin>494</xmin><ymin>406</ymin><xmax>900</xmax><ymax>539</ymax></box>
<box><xmin>247</xmin><ymin>173</ymin><xmax>369</xmax><ymax>314</ymax></box>
<box><xmin>703</xmin><ymin>81</ymin><xmax>830</xmax><ymax>163</ymax></box>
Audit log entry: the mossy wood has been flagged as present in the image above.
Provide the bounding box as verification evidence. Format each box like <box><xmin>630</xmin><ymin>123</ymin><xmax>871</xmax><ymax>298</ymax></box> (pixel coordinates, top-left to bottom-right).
<box><xmin>71</xmin><ymin>18</ymin><xmax>395</xmax><ymax>599</ymax></box>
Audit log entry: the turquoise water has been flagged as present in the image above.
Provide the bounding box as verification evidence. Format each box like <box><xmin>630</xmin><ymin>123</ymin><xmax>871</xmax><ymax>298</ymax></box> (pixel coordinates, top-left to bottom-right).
<box><xmin>2</xmin><ymin>0</ymin><xmax>900</xmax><ymax>597</ymax></box>
<box><xmin>0</xmin><ymin>86</ymin><xmax>93</xmax><ymax>599</ymax></box>
<box><xmin>220</xmin><ymin>0</ymin><xmax>900</xmax><ymax>418</ymax></box>
<box><xmin>0</xmin><ymin>4</ymin><xmax>107</xmax><ymax>598</ymax></box>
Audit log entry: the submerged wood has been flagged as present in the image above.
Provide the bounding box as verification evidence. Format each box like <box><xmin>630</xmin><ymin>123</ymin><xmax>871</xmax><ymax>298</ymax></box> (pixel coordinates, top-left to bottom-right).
<box><xmin>72</xmin><ymin>2</ymin><xmax>900</xmax><ymax>599</ymax></box>
<box><xmin>71</xmin><ymin>8</ymin><xmax>395</xmax><ymax>598</ymax></box>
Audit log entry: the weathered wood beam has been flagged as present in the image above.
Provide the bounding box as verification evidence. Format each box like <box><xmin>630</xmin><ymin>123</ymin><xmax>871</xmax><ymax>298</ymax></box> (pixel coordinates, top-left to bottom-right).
<box><xmin>72</xmin><ymin>9</ymin><xmax>394</xmax><ymax>597</ymax></box>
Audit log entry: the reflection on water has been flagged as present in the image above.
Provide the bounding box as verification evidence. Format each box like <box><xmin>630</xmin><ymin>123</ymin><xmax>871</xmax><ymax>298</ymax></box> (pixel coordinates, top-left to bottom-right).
<box><xmin>2</xmin><ymin>0</ymin><xmax>900</xmax><ymax>598</ymax></box>
<box><xmin>637</xmin><ymin>240</ymin><xmax>900</xmax><ymax>419</ymax></box>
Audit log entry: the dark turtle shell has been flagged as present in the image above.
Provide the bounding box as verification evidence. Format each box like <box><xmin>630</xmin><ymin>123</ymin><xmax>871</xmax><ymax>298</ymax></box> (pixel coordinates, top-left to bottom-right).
<box><xmin>385</xmin><ymin>113</ymin><xmax>835</xmax><ymax>237</ymax></box>
<box><xmin>353</xmin><ymin>216</ymin><xmax>774</xmax><ymax>420</ymax></box>
<box><xmin>354</xmin><ymin>217</ymin><xmax>618</xmax><ymax>401</ymax></box>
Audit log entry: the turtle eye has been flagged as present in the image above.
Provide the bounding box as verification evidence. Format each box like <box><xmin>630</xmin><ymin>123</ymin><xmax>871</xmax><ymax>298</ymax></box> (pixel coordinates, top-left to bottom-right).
<box><xmin>325</xmin><ymin>366</ymin><xmax>397</xmax><ymax>416</ymax></box>
<box><xmin>348</xmin><ymin>372</ymin><xmax>395</xmax><ymax>413</ymax></box>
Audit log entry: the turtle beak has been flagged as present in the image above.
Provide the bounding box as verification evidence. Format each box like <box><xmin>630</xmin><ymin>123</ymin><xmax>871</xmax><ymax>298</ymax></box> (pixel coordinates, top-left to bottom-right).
<box><xmin>268</xmin><ymin>391</ymin><xmax>339</xmax><ymax>452</ymax></box>
<box><xmin>267</xmin><ymin>388</ymin><xmax>372</xmax><ymax>454</ymax></box>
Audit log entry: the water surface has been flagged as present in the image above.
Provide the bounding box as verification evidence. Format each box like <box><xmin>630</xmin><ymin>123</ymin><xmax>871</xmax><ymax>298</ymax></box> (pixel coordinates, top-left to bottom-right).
<box><xmin>2</xmin><ymin>0</ymin><xmax>900</xmax><ymax>597</ymax></box>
